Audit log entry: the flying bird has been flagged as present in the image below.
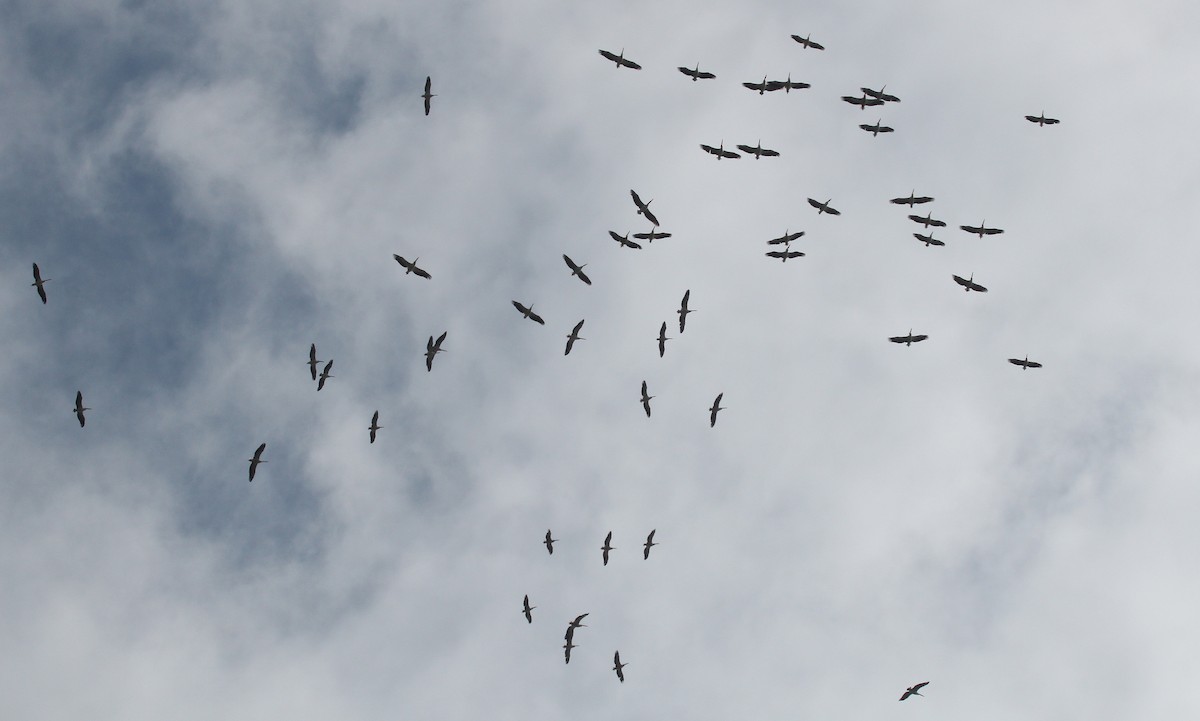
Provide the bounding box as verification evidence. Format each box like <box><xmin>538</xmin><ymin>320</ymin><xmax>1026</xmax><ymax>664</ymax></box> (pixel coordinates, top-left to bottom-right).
<box><xmin>633</xmin><ymin>229</ymin><xmax>672</xmax><ymax>242</ymax></box>
<box><xmin>422</xmin><ymin>76</ymin><xmax>435</xmax><ymax>116</ymax></box>
<box><xmin>700</xmin><ymin>142</ymin><xmax>741</xmax><ymax>160</ymax></box>
<box><xmin>608</xmin><ymin>230</ymin><xmax>643</xmax><ymax>249</ymax></box>
<box><xmin>767</xmin><ymin>74</ymin><xmax>810</xmax><ymax>92</ymax></box>
<box><xmin>768</xmin><ymin>230</ymin><xmax>804</xmax><ymax>245</ymax></box>
<box><xmin>742</xmin><ymin>75</ymin><xmax>773</xmax><ymax>94</ymax></box>
<box><xmin>766</xmin><ymin>249</ymin><xmax>805</xmax><ymax>262</ymax></box>
<box><xmin>630</xmin><ymin>190</ymin><xmax>659</xmax><ymax>226</ymax></box>
<box><xmin>368</xmin><ymin>411</ymin><xmax>381</xmax><ymax>443</ymax></box>
<box><xmin>613</xmin><ymin>651</ymin><xmax>628</xmax><ymax>682</ymax></box>
<box><xmin>890</xmin><ymin>191</ymin><xmax>934</xmax><ymax>206</ymax></box>
<box><xmin>544</xmin><ymin>529</ymin><xmax>557</xmax><ymax>554</ymax></box>
<box><xmin>808</xmin><ymin>198</ymin><xmax>841</xmax><ymax>215</ymax></box>
<box><xmin>677</xmin><ymin>289</ymin><xmax>694</xmax><ymax>333</ymax></box>
<box><xmin>563</xmin><ymin>637</ymin><xmax>578</xmax><ymax>664</ymax></box>
<box><xmin>959</xmin><ymin>220</ymin><xmax>1005</xmax><ymax>237</ymax></box>
<box><xmin>862</xmin><ymin>86</ymin><xmax>901</xmax><ymax>102</ymax></box>
<box><xmin>248</xmin><ymin>442</ymin><xmax>266</xmax><ymax>482</ymax></box>
<box><xmin>74</xmin><ymin>391</ymin><xmax>90</xmax><ymax>428</ymax></box>
<box><xmin>736</xmin><ymin>140</ymin><xmax>780</xmax><ymax>159</ymax></box>
<box><xmin>522</xmin><ymin>595</ymin><xmax>535</xmax><ymax>624</ymax></box>
<box><xmin>308</xmin><ymin>343</ymin><xmax>323</xmax><ymax>381</ymax></box>
<box><xmin>859</xmin><ymin>119</ymin><xmax>894</xmax><ymax>136</ymax></box>
<box><xmin>565</xmin><ymin>319</ymin><xmax>585</xmax><ymax>355</ymax></box>
<box><xmin>678</xmin><ymin>63</ymin><xmax>716</xmax><ymax>81</ymax></box>
<box><xmin>952</xmin><ymin>273</ymin><xmax>988</xmax><ymax>293</ymax></box>
<box><xmin>640</xmin><ymin>380</ymin><xmax>653</xmax><ymax>418</ymax></box>
<box><xmin>512</xmin><ymin>301</ymin><xmax>546</xmax><ymax>325</ymax></box>
<box><xmin>1025</xmin><ymin>111</ymin><xmax>1060</xmax><ymax>126</ymax></box>
<box><xmin>425</xmin><ymin>331</ymin><xmax>447</xmax><ymax>371</ymax></box>
<box><xmin>1008</xmin><ymin>355</ymin><xmax>1043</xmax><ymax>369</ymax></box>
<box><xmin>889</xmin><ymin>330</ymin><xmax>929</xmax><ymax>345</ymax></box>
<box><xmin>908</xmin><ymin>212</ymin><xmax>946</xmax><ymax>228</ymax></box>
<box><xmin>643</xmin><ymin>529</ymin><xmax>657</xmax><ymax>559</ymax></box>
<box><xmin>562</xmin><ymin>254</ymin><xmax>592</xmax><ymax>285</ymax></box>
<box><xmin>657</xmin><ymin>321</ymin><xmax>670</xmax><ymax>358</ymax></box>
<box><xmin>567</xmin><ymin>613</ymin><xmax>589</xmax><ymax>635</ymax></box>
<box><xmin>913</xmin><ymin>233</ymin><xmax>945</xmax><ymax>247</ymax></box>
<box><xmin>31</xmin><ymin>263</ymin><xmax>49</xmax><ymax>304</ymax></box>
<box><xmin>317</xmin><ymin>359</ymin><xmax>334</xmax><ymax>391</ymax></box>
<box><xmin>900</xmin><ymin>682</ymin><xmax>929</xmax><ymax>701</ymax></box>
<box><xmin>598</xmin><ymin>48</ymin><xmax>641</xmax><ymax>69</ymax></box>
<box><xmin>842</xmin><ymin>93</ymin><xmax>884</xmax><ymax>109</ymax></box>
<box><xmin>601</xmin><ymin>531</ymin><xmax>615</xmax><ymax>566</ymax></box>
<box><xmin>709</xmin><ymin>393</ymin><xmax>725</xmax><ymax>427</ymax></box>
<box><xmin>393</xmin><ymin>254</ymin><xmax>431</xmax><ymax>279</ymax></box>
<box><xmin>791</xmin><ymin>33</ymin><xmax>825</xmax><ymax>50</ymax></box>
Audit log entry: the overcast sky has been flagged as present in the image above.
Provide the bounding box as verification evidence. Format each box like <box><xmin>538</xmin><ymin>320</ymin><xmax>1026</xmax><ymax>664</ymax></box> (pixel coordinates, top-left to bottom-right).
<box><xmin>4</xmin><ymin>0</ymin><xmax>1200</xmax><ymax>718</ymax></box>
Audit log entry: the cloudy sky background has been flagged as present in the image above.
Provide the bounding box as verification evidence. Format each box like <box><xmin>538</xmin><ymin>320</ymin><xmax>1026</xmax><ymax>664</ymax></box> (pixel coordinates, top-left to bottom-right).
<box><xmin>3</xmin><ymin>0</ymin><xmax>1200</xmax><ymax>718</ymax></box>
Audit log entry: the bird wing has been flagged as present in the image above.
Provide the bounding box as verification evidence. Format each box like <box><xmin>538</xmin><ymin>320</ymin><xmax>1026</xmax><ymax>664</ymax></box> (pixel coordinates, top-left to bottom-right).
<box><xmin>642</xmin><ymin>207</ymin><xmax>660</xmax><ymax>226</ymax></box>
<box><xmin>512</xmin><ymin>300</ymin><xmax>526</xmax><ymax>313</ymax></box>
<box><xmin>912</xmin><ymin>335</ymin><xmax>928</xmax><ymax>342</ymax></box>
<box><xmin>530</xmin><ymin>312</ymin><xmax>545</xmax><ymax>325</ymax></box>
<box><xmin>1025</xmin><ymin>115</ymin><xmax>1039</xmax><ymax>122</ymax></box>
<box><xmin>435</xmin><ymin>331</ymin><xmax>447</xmax><ymax>348</ymax></box>
<box><xmin>393</xmin><ymin>254</ymin><xmax>409</xmax><ymax>268</ymax></box>
<box><xmin>721</xmin><ymin>149</ymin><xmax>741</xmax><ymax>158</ymax></box>
<box><xmin>647</xmin><ymin>529</ymin><xmax>655</xmax><ymax>543</ymax></box>
<box><xmin>1045</xmin><ymin>117</ymin><xmax>1060</xmax><ymax>124</ymax></box>
<box><xmin>761</xmin><ymin>148</ymin><xmax>780</xmax><ymax>156</ymax></box>
<box><xmin>735</xmin><ymin>144</ymin><xmax>754</xmax><ymax>153</ymax></box>
<box><xmin>888</xmin><ymin>336</ymin><xmax>906</xmax><ymax>343</ymax></box>
<box><xmin>960</xmin><ymin>225</ymin><xmax>981</xmax><ymax>233</ymax></box>
<box><xmin>681</xmin><ymin>289</ymin><xmax>690</xmax><ymax>309</ymax></box>
<box><xmin>913</xmin><ymin>682</ymin><xmax>929</xmax><ymax>691</ymax></box>
<box><xmin>879</xmin><ymin>126</ymin><xmax>894</xmax><ymax>132</ymax></box>
<box><xmin>572</xmin><ymin>319</ymin><xmax>585</xmax><ymax>334</ymax></box>
<box><xmin>697</xmin><ymin>71</ymin><xmax>715</xmax><ymax>79</ymax></box>
<box><xmin>607</xmin><ymin>230</ymin><xmax>624</xmax><ymax>242</ymax></box>
<box><xmin>766</xmin><ymin>251</ymin><xmax>786</xmax><ymax>259</ymax></box>
<box><xmin>700</xmin><ymin>144</ymin><xmax>717</xmax><ymax>154</ymax></box>
<box><xmin>973</xmin><ymin>282</ymin><xmax>988</xmax><ymax>292</ymax></box>
<box><xmin>982</xmin><ymin>228</ymin><xmax>1004</xmax><ymax>235</ymax></box>
<box><xmin>929</xmin><ymin>219</ymin><xmax>946</xmax><ymax>227</ymax></box>
<box><xmin>807</xmin><ymin>198</ymin><xmax>822</xmax><ymax>209</ymax></box>
<box><xmin>621</xmin><ymin>58</ymin><xmax>641</xmax><ymax>69</ymax></box>
<box><xmin>677</xmin><ymin>66</ymin><xmax>694</xmax><ymax>76</ymax></box>
<box><xmin>424</xmin><ymin>76</ymin><xmax>431</xmax><ymax>94</ymax></box>
<box><xmin>598</xmin><ymin>49</ymin><xmax>618</xmax><ymax>62</ymax></box>
<box><xmin>577</xmin><ymin>268</ymin><xmax>592</xmax><ymax>285</ymax></box>
<box><xmin>914</xmin><ymin>196</ymin><xmax>933</xmax><ymax>203</ymax></box>
<box><xmin>953</xmin><ymin>275</ymin><xmax>968</xmax><ymax>286</ymax></box>
<box><xmin>414</xmin><ymin>265</ymin><xmax>431</xmax><ymax>278</ymax></box>
<box><xmin>1028</xmin><ymin>361</ymin><xmax>1042</xmax><ymax>367</ymax></box>
<box><xmin>630</xmin><ymin>189</ymin><xmax>645</xmax><ymax>208</ymax></box>
<box><xmin>809</xmin><ymin>40</ymin><xmax>825</xmax><ymax>49</ymax></box>
<box><xmin>827</xmin><ymin>206</ymin><xmax>841</xmax><ymax>215</ymax></box>
<box><xmin>624</xmin><ymin>238</ymin><xmax>642</xmax><ymax>249</ymax></box>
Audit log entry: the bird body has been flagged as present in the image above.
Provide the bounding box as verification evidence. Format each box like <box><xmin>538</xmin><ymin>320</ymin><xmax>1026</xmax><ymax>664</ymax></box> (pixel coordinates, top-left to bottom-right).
<box><xmin>743</xmin><ymin>75</ymin><xmax>772</xmax><ymax>94</ymax></box>
<box><xmin>317</xmin><ymin>359</ymin><xmax>333</xmax><ymax>391</ymax></box>
<box><xmin>909</xmin><ymin>212</ymin><xmax>946</xmax><ymax>228</ymax></box>
<box><xmin>613</xmin><ymin>651</ymin><xmax>628</xmax><ymax>682</ymax></box>
<box><xmin>393</xmin><ymin>254</ymin><xmax>431</xmax><ymax>278</ymax></box>
<box><xmin>643</xmin><ymin>530</ymin><xmax>657</xmax><ymax>559</ymax></box>
<box><xmin>31</xmin><ymin>263</ymin><xmax>49</xmax><ymax>304</ymax></box>
<box><xmin>768</xmin><ymin>74</ymin><xmax>810</xmax><ymax>92</ymax></box>
<box><xmin>859</xmin><ymin>120</ymin><xmax>894</xmax><ymax>136</ymax></box>
<box><xmin>609</xmin><ymin>230</ymin><xmax>643</xmax><ymax>249</ymax></box>
<box><xmin>565</xmin><ymin>319</ymin><xmax>585</xmax><ymax>355</ymax></box>
<box><xmin>791</xmin><ymin>33</ymin><xmax>825</xmax><ymax>50</ymax></box>
<box><xmin>369</xmin><ymin>411</ymin><xmax>381</xmax><ymax>443</ymax></box>
<box><xmin>563</xmin><ymin>637</ymin><xmax>577</xmax><ymax>664</ymax></box>
<box><xmin>808</xmin><ymin>198</ymin><xmax>841</xmax><ymax>215</ymax></box>
<box><xmin>544</xmin><ymin>529</ymin><xmax>557</xmax><ymax>554</ymax></box>
<box><xmin>900</xmin><ymin>682</ymin><xmax>929</xmax><ymax>701</ymax></box>
<box><xmin>562</xmin><ymin>254</ymin><xmax>592</xmax><ymax>285</ymax></box>
<box><xmin>601</xmin><ymin>531</ymin><xmax>615</xmax><ymax>565</ymax></box>
<box><xmin>1025</xmin><ymin>112</ymin><xmax>1059</xmax><ymax>126</ymax></box>
<box><xmin>678</xmin><ymin>289</ymin><xmax>693</xmax><ymax>333</ymax></box>
<box><xmin>657</xmin><ymin>321</ymin><xmax>670</xmax><ymax>357</ymax></box>
<box><xmin>862</xmin><ymin>86</ymin><xmax>901</xmax><ymax>102</ymax></box>
<box><xmin>842</xmin><ymin>94</ymin><xmax>884</xmax><ymax>109</ymax></box>
<box><xmin>522</xmin><ymin>595</ymin><xmax>535</xmax><ymax>623</ymax></box>
<box><xmin>888</xmin><ymin>330</ymin><xmax>928</xmax><ymax>345</ymax></box>
<box><xmin>960</xmin><ymin>220</ymin><xmax>1004</xmax><ymax>237</ymax></box>
<box><xmin>700</xmin><ymin>142</ymin><xmax>741</xmax><ymax>160</ymax></box>
<box><xmin>1008</xmin><ymin>355</ymin><xmax>1042</xmax><ymax>369</ymax></box>
<box><xmin>952</xmin><ymin>273</ymin><xmax>988</xmax><ymax>293</ymax></box>
<box><xmin>630</xmin><ymin>190</ymin><xmax>660</xmax><ymax>226</ymax></box>
<box><xmin>890</xmin><ymin>191</ymin><xmax>934</xmax><ymax>206</ymax></box>
<box><xmin>914</xmin><ymin>233</ymin><xmax>944</xmax><ymax>247</ymax></box>
<box><xmin>512</xmin><ymin>301</ymin><xmax>546</xmax><ymax>325</ymax></box>
<box><xmin>599</xmin><ymin>48</ymin><xmax>641</xmax><ymax>69</ymax></box>
<box><xmin>425</xmin><ymin>331</ymin><xmax>447</xmax><ymax>371</ymax></box>
<box><xmin>766</xmin><ymin>250</ymin><xmax>805</xmax><ymax>262</ymax></box>
<box><xmin>768</xmin><ymin>230</ymin><xmax>804</xmax><ymax>245</ymax></box>
<box><xmin>641</xmin><ymin>380</ymin><xmax>653</xmax><ymax>418</ymax></box>
<box><xmin>74</xmin><ymin>391</ymin><xmax>90</xmax><ymax>428</ymax></box>
<box><xmin>632</xmin><ymin>229</ymin><xmax>672</xmax><ymax>242</ymax></box>
<box><xmin>736</xmin><ymin>141</ymin><xmax>780</xmax><ymax>159</ymax></box>
<box><xmin>308</xmin><ymin>343</ymin><xmax>323</xmax><ymax>380</ymax></box>
<box><xmin>709</xmin><ymin>393</ymin><xmax>725</xmax><ymax>427</ymax></box>
<box><xmin>678</xmin><ymin>63</ymin><xmax>716</xmax><ymax>81</ymax></box>
<box><xmin>248</xmin><ymin>442</ymin><xmax>266</xmax><ymax>482</ymax></box>
<box><xmin>422</xmin><ymin>76</ymin><xmax>435</xmax><ymax>116</ymax></box>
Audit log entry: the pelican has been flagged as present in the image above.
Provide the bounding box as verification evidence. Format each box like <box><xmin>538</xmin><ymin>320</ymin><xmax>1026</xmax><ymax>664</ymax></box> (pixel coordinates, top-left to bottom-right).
<box><xmin>74</xmin><ymin>390</ymin><xmax>90</xmax><ymax>428</ymax></box>
<box><xmin>601</xmin><ymin>531</ymin><xmax>615</xmax><ymax>566</ymax></box>
<box><xmin>613</xmin><ymin>651</ymin><xmax>628</xmax><ymax>682</ymax></box>
<box><xmin>369</xmin><ymin>411</ymin><xmax>382</xmax><ymax>443</ymax></box>
<box><xmin>678</xmin><ymin>63</ymin><xmax>716</xmax><ymax>81</ymax></box>
<box><xmin>1008</xmin><ymin>355</ymin><xmax>1042</xmax><ymax>369</ymax></box>
<box><xmin>317</xmin><ymin>359</ymin><xmax>333</xmax><ymax>391</ymax></box>
<box><xmin>643</xmin><ymin>529</ymin><xmax>657</xmax><ymax>559</ymax></box>
<box><xmin>425</xmin><ymin>331</ymin><xmax>447</xmax><ymax>371</ymax></box>
<box><xmin>512</xmin><ymin>300</ymin><xmax>546</xmax><ymax>325</ymax></box>
<box><xmin>952</xmin><ymin>273</ymin><xmax>988</xmax><ymax>293</ymax></box>
<box><xmin>743</xmin><ymin>75</ymin><xmax>772</xmax><ymax>94</ymax></box>
<box><xmin>960</xmin><ymin>220</ymin><xmax>1005</xmax><ymax>237</ymax></box>
<box><xmin>565</xmin><ymin>319</ymin><xmax>585</xmax><ymax>355</ymax></box>
<box><xmin>633</xmin><ymin>229</ymin><xmax>672</xmax><ymax>242</ymax></box>
<box><xmin>609</xmin><ymin>230</ymin><xmax>643</xmax><ymax>249</ymax></box>
<box><xmin>766</xmin><ymin>249</ymin><xmax>805</xmax><ymax>262</ymax></box>
<box><xmin>630</xmin><ymin>189</ymin><xmax>660</xmax><ymax>226</ymax></box>
<box><xmin>598</xmin><ymin>48</ymin><xmax>641</xmax><ymax>69</ymax></box>
<box><xmin>677</xmin><ymin>289</ymin><xmax>693</xmax><ymax>333</ymax></box>
<box><xmin>700</xmin><ymin>142</ymin><xmax>741</xmax><ymax>159</ymax></box>
<box><xmin>522</xmin><ymin>595</ymin><xmax>535</xmax><ymax>623</ymax></box>
<box><xmin>913</xmin><ymin>232</ymin><xmax>945</xmax><ymax>247</ymax></box>
<box><xmin>1025</xmin><ymin>111</ymin><xmax>1059</xmax><ymax>126</ymax></box>
<box><xmin>567</xmin><ymin>612</ymin><xmax>589</xmax><ymax>634</ymax></box>
<box><xmin>908</xmin><ymin>212</ymin><xmax>946</xmax><ymax>228</ymax></box>
<box><xmin>31</xmin><ymin>263</ymin><xmax>49</xmax><ymax>304</ymax></box>
<box><xmin>544</xmin><ymin>529</ymin><xmax>557</xmax><ymax>554</ymax></box>
<box><xmin>308</xmin><ymin>343</ymin><xmax>323</xmax><ymax>381</ymax></box>
<box><xmin>563</xmin><ymin>637</ymin><xmax>578</xmax><ymax>664</ymax></box>
<box><xmin>859</xmin><ymin>119</ymin><xmax>894</xmax><ymax>136</ymax></box>
<box><xmin>768</xmin><ymin>74</ymin><xmax>810</xmax><ymax>92</ymax></box>
<box><xmin>889</xmin><ymin>329</ymin><xmax>928</xmax><ymax>345</ymax></box>
<box><xmin>392</xmin><ymin>254</ymin><xmax>431</xmax><ymax>278</ymax></box>
<box><xmin>422</xmin><ymin>76</ymin><xmax>435</xmax><ymax>116</ymax></box>
<box><xmin>768</xmin><ymin>230</ymin><xmax>804</xmax><ymax>245</ymax></box>
<box><xmin>562</xmin><ymin>254</ymin><xmax>592</xmax><ymax>285</ymax></box>
<box><xmin>862</xmin><ymin>85</ymin><xmax>901</xmax><ymax>102</ymax></box>
<box><xmin>248</xmin><ymin>442</ymin><xmax>266</xmax><ymax>482</ymax></box>
<box><xmin>900</xmin><ymin>682</ymin><xmax>929</xmax><ymax>701</ymax></box>
<box><xmin>890</xmin><ymin>191</ymin><xmax>934</xmax><ymax>206</ymax></box>
<box><xmin>736</xmin><ymin>140</ymin><xmax>780</xmax><ymax>159</ymax></box>
<box><xmin>641</xmin><ymin>380</ymin><xmax>653</xmax><ymax>418</ymax></box>
<box><xmin>808</xmin><ymin>197</ymin><xmax>841</xmax><ymax>215</ymax></box>
<box><xmin>709</xmin><ymin>393</ymin><xmax>724</xmax><ymax>427</ymax></box>
<box><xmin>791</xmin><ymin>33</ymin><xmax>825</xmax><ymax>50</ymax></box>
<box><xmin>842</xmin><ymin>93</ymin><xmax>884</xmax><ymax>109</ymax></box>
<box><xmin>657</xmin><ymin>321</ymin><xmax>670</xmax><ymax>358</ymax></box>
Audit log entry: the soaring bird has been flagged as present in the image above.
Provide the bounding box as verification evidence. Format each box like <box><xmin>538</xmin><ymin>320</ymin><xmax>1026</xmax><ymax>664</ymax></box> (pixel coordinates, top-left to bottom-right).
<box><xmin>842</xmin><ymin>93</ymin><xmax>884</xmax><ymax>109</ymax></box>
<box><xmin>512</xmin><ymin>301</ymin><xmax>546</xmax><ymax>325</ymax></box>
<box><xmin>565</xmin><ymin>319</ymin><xmax>585</xmax><ymax>355</ymax></box>
<box><xmin>862</xmin><ymin>86</ymin><xmax>901</xmax><ymax>102</ymax></box>
<box><xmin>599</xmin><ymin>48</ymin><xmax>641</xmax><ymax>69</ymax></box>
<box><xmin>640</xmin><ymin>380</ymin><xmax>653</xmax><ymax>418</ymax></box>
<box><xmin>677</xmin><ymin>289</ymin><xmax>694</xmax><ymax>333</ymax></box>
<box><xmin>767</xmin><ymin>74</ymin><xmax>810</xmax><ymax>92</ymax></box>
<box><xmin>31</xmin><ymin>263</ymin><xmax>49</xmax><ymax>304</ymax></box>
<box><xmin>308</xmin><ymin>343</ymin><xmax>323</xmax><ymax>381</ymax></box>
<box><xmin>657</xmin><ymin>321</ymin><xmax>670</xmax><ymax>358</ymax></box>
<box><xmin>742</xmin><ymin>75</ymin><xmax>773</xmax><ymax>94</ymax></box>
<box><xmin>317</xmin><ymin>359</ymin><xmax>334</xmax><ymax>391</ymax></box>
<box><xmin>633</xmin><ymin>229</ymin><xmax>672</xmax><ymax>242</ymax></box>
<box><xmin>522</xmin><ymin>595</ymin><xmax>535</xmax><ymax>624</ymax></box>
<box><xmin>1025</xmin><ymin>112</ymin><xmax>1059</xmax><ymax>126</ymax></box>
<box><xmin>425</xmin><ymin>331</ymin><xmax>447</xmax><ymax>371</ymax></box>
<box><xmin>563</xmin><ymin>637</ymin><xmax>578</xmax><ymax>664</ymax></box>
<box><xmin>678</xmin><ymin>63</ymin><xmax>716</xmax><ymax>81</ymax></box>
<box><xmin>808</xmin><ymin>198</ymin><xmax>841</xmax><ymax>215</ymax></box>
<box><xmin>393</xmin><ymin>254</ymin><xmax>431</xmax><ymax>279</ymax></box>
<box><xmin>890</xmin><ymin>191</ymin><xmax>934</xmax><ymax>206</ymax></box>
<box><xmin>567</xmin><ymin>613</ymin><xmax>589</xmax><ymax>636</ymax></box>
<box><xmin>1008</xmin><ymin>355</ymin><xmax>1043</xmax><ymax>369</ymax></box>
<box><xmin>422</xmin><ymin>76</ymin><xmax>435</xmax><ymax>116</ymax></box>
<box><xmin>609</xmin><ymin>230</ymin><xmax>643</xmax><ymax>249</ymax></box>
<box><xmin>791</xmin><ymin>33</ymin><xmax>825</xmax><ymax>50</ymax></box>
<box><xmin>248</xmin><ymin>442</ymin><xmax>266</xmax><ymax>482</ymax></box>
<box><xmin>630</xmin><ymin>190</ymin><xmax>660</xmax><ymax>226</ymax></box>
<box><xmin>368</xmin><ymin>411</ymin><xmax>382</xmax><ymax>443</ymax></box>
<box><xmin>562</xmin><ymin>254</ymin><xmax>592</xmax><ymax>285</ymax></box>
<box><xmin>914</xmin><ymin>233</ymin><xmax>945</xmax><ymax>247</ymax></box>
<box><xmin>900</xmin><ymin>682</ymin><xmax>929</xmax><ymax>701</ymax></box>
<box><xmin>613</xmin><ymin>651</ymin><xmax>628</xmax><ymax>682</ymax></box>
<box><xmin>889</xmin><ymin>330</ymin><xmax>928</xmax><ymax>345</ymax></box>
<box><xmin>643</xmin><ymin>529</ymin><xmax>657</xmax><ymax>559</ymax></box>
<box><xmin>74</xmin><ymin>391</ymin><xmax>90</xmax><ymax>428</ymax></box>
<box><xmin>959</xmin><ymin>220</ymin><xmax>1005</xmax><ymax>237</ymax></box>
<box><xmin>859</xmin><ymin>119</ymin><xmax>894</xmax><ymax>136</ymax></box>
<box><xmin>601</xmin><ymin>531</ymin><xmax>615</xmax><ymax>566</ymax></box>
<box><xmin>908</xmin><ymin>212</ymin><xmax>946</xmax><ymax>228</ymax></box>
<box><xmin>952</xmin><ymin>273</ymin><xmax>988</xmax><ymax>293</ymax></box>
<box><xmin>736</xmin><ymin>140</ymin><xmax>780</xmax><ymax>158</ymax></box>
<box><xmin>700</xmin><ymin>142</ymin><xmax>741</xmax><ymax>160</ymax></box>
<box><xmin>544</xmin><ymin>529</ymin><xmax>557</xmax><ymax>554</ymax></box>
<box><xmin>709</xmin><ymin>393</ymin><xmax>725</xmax><ymax>427</ymax></box>
<box><xmin>766</xmin><ymin>249</ymin><xmax>805</xmax><ymax>262</ymax></box>
<box><xmin>768</xmin><ymin>230</ymin><xmax>804</xmax><ymax>245</ymax></box>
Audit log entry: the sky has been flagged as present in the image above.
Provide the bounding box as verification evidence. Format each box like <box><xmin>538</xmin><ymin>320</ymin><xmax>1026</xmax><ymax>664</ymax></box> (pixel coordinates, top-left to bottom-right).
<box><xmin>3</xmin><ymin>0</ymin><xmax>1200</xmax><ymax>718</ymax></box>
